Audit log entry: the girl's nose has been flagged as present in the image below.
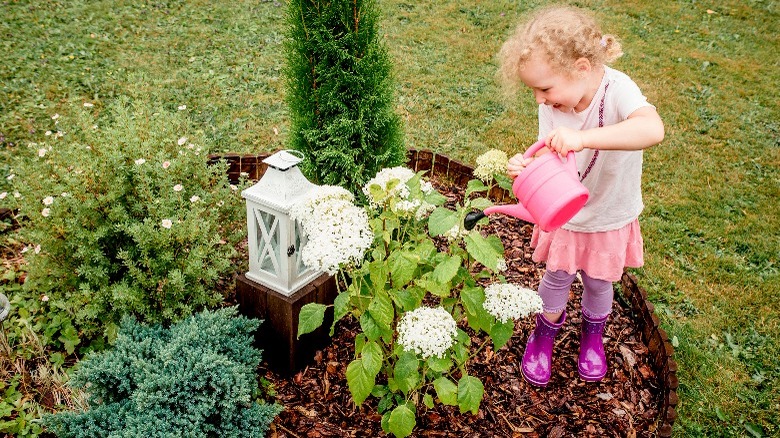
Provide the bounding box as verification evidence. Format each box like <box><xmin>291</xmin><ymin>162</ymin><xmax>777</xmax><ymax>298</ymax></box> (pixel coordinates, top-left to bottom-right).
<box><xmin>533</xmin><ymin>90</ymin><xmax>545</xmax><ymax>105</ymax></box>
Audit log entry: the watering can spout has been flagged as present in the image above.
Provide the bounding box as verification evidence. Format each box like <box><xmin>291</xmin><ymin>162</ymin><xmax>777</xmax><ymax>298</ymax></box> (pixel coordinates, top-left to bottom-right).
<box><xmin>463</xmin><ymin>204</ymin><xmax>535</xmax><ymax>231</ymax></box>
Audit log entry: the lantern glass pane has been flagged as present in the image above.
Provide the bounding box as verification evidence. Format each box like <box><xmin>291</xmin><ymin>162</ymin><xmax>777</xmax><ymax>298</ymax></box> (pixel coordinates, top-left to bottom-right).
<box><xmin>294</xmin><ymin>220</ymin><xmax>309</xmax><ymax>275</ymax></box>
<box><xmin>257</xmin><ymin>210</ymin><xmax>280</xmax><ymax>277</ymax></box>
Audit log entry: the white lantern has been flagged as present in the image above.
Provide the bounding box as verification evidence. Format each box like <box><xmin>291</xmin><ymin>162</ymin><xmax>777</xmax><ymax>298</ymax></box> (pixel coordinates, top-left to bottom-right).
<box><xmin>241</xmin><ymin>150</ymin><xmax>322</xmax><ymax>296</ymax></box>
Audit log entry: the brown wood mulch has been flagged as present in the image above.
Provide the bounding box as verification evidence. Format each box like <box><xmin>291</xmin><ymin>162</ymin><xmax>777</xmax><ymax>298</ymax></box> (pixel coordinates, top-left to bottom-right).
<box><xmin>260</xmin><ymin>179</ymin><xmax>664</xmax><ymax>438</ymax></box>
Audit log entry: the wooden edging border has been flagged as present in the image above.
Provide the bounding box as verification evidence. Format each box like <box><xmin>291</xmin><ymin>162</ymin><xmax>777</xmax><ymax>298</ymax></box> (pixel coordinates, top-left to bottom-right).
<box><xmin>210</xmin><ymin>148</ymin><xmax>678</xmax><ymax>436</ymax></box>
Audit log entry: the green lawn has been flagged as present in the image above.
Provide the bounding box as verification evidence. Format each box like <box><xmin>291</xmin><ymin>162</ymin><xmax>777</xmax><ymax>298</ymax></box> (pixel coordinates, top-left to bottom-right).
<box><xmin>2</xmin><ymin>0</ymin><xmax>778</xmax><ymax>436</ymax></box>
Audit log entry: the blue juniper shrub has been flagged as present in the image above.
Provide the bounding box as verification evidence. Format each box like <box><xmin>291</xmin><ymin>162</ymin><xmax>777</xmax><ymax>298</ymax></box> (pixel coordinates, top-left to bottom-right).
<box><xmin>43</xmin><ymin>307</ymin><xmax>282</xmax><ymax>437</ymax></box>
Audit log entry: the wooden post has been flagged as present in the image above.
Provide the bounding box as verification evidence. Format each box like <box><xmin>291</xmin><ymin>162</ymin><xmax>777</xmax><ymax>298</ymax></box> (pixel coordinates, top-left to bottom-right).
<box><xmin>235</xmin><ymin>273</ymin><xmax>337</xmax><ymax>376</ymax></box>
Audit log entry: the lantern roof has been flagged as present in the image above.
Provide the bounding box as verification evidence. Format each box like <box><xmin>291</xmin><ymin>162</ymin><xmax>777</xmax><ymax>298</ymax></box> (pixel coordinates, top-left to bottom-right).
<box><xmin>241</xmin><ymin>150</ymin><xmax>315</xmax><ymax>212</ymax></box>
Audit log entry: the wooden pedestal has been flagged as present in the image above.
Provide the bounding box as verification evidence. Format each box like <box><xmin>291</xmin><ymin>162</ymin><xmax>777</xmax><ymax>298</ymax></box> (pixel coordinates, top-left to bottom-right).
<box><xmin>235</xmin><ymin>273</ymin><xmax>337</xmax><ymax>376</ymax></box>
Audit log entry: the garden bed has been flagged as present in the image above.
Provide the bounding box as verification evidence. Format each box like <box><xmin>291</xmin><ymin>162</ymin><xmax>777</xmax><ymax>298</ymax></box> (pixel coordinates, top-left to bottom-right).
<box><xmin>217</xmin><ymin>149</ymin><xmax>678</xmax><ymax>437</ymax></box>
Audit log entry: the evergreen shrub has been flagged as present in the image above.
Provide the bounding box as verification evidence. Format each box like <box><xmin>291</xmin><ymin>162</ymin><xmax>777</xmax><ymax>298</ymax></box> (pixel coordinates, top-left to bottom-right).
<box><xmin>3</xmin><ymin>99</ymin><xmax>247</xmax><ymax>348</ymax></box>
<box><xmin>43</xmin><ymin>307</ymin><xmax>282</xmax><ymax>437</ymax></box>
<box><xmin>284</xmin><ymin>0</ymin><xmax>405</xmax><ymax>195</ymax></box>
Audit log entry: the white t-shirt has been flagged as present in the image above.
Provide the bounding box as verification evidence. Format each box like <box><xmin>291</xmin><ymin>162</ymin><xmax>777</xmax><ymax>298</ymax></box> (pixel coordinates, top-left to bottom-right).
<box><xmin>538</xmin><ymin>66</ymin><xmax>653</xmax><ymax>232</ymax></box>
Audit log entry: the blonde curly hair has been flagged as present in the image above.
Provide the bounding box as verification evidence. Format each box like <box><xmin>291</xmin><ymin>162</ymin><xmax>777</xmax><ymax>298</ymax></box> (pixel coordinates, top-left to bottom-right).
<box><xmin>497</xmin><ymin>5</ymin><xmax>623</xmax><ymax>95</ymax></box>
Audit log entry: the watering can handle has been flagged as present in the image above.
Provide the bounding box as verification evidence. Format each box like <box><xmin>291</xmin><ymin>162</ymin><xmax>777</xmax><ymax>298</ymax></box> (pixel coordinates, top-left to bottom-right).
<box><xmin>522</xmin><ymin>139</ymin><xmax>578</xmax><ymax>177</ymax></box>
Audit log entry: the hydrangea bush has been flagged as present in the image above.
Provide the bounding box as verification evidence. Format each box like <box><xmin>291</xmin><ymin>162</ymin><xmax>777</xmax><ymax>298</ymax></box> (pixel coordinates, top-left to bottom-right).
<box><xmin>296</xmin><ymin>153</ymin><xmax>542</xmax><ymax>438</ymax></box>
<box><xmin>43</xmin><ymin>307</ymin><xmax>282</xmax><ymax>437</ymax></box>
<box><xmin>1</xmin><ymin>99</ymin><xmax>247</xmax><ymax>350</ymax></box>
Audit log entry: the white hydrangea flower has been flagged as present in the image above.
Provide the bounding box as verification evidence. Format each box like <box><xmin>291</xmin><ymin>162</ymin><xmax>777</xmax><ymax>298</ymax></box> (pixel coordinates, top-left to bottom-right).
<box><xmin>474</xmin><ymin>149</ymin><xmax>508</xmax><ymax>183</ymax></box>
<box><xmin>483</xmin><ymin>283</ymin><xmax>544</xmax><ymax>323</ymax></box>
<box><xmin>291</xmin><ymin>186</ymin><xmax>372</xmax><ymax>275</ymax></box>
<box><xmin>444</xmin><ymin>224</ymin><xmax>469</xmax><ymax>242</ymax></box>
<box><xmin>362</xmin><ymin>166</ymin><xmax>416</xmax><ymax>208</ymax></box>
<box><xmin>397</xmin><ymin>307</ymin><xmax>457</xmax><ymax>359</ymax></box>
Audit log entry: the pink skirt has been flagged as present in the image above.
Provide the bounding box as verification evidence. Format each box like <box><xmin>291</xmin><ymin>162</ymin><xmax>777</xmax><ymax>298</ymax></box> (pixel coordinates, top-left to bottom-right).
<box><xmin>531</xmin><ymin>219</ymin><xmax>644</xmax><ymax>282</ymax></box>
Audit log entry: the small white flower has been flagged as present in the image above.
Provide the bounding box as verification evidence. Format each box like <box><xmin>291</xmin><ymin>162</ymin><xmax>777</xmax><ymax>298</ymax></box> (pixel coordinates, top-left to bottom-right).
<box><xmin>43</xmin><ymin>196</ymin><xmax>54</xmax><ymax>206</ymax></box>
<box><xmin>38</xmin><ymin>148</ymin><xmax>47</xmax><ymax>157</ymax></box>
<box><xmin>13</xmin><ymin>191</ymin><xmax>21</xmax><ymax>198</ymax></box>
<box><xmin>45</xmin><ymin>131</ymin><xmax>52</xmax><ymax>136</ymax></box>
<box><xmin>83</xmin><ymin>102</ymin><xmax>94</xmax><ymax>108</ymax></box>
<box><xmin>0</xmin><ymin>192</ymin><xmax>6</xmax><ymax>200</ymax></box>
<box><xmin>217</xmin><ymin>201</ymin><xmax>224</xmax><ymax>207</ymax></box>
<box><xmin>41</xmin><ymin>295</ymin><xmax>49</xmax><ymax>302</ymax></box>
<box><xmin>178</xmin><ymin>105</ymin><xmax>187</xmax><ymax>110</ymax></box>
<box><xmin>41</xmin><ymin>208</ymin><xmax>50</xmax><ymax>217</ymax></box>
<box><xmin>177</xmin><ymin>137</ymin><xmax>187</xmax><ymax>146</ymax></box>
<box><xmin>162</xmin><ymin>161</ymin><xmax>171</xmax><ymax>169</ymax></box>
<box><xmin>444</xmin><ymin>224</ymin><xmax>469</xmax><ymax>242</ymax></box>
<box><xmin>34</xmin><ymin>245</ymin><xmax>41</xmax><ymax>254</ymax></box>
<box><xmin>61</xmin><ymin>192</ymin><xmax>70</xmax><ymax>197</ymax></box>
<box><xmin>397</xmin><ymin>307</ymin><xmax>457</xmax><ymax>359</ymax></box>
<box><xmin>189</xmin><ymin>195</ymin><xmax>200</xmax><ymax>203</ymax></box>
<box><xmin>51</xmin><ymin>113</ymin><xmax>60</xmax><ymax>120</ymax></box>
<box><xmin>21</xmin><ymin>245</ymin><xmax>30</xmax><ymax>253</ymax></box>
<box><xmin>173</xmin><ymin>184</ymin><xmax>183</xmax><ymax>192</ymax></box>
<box><xmin>135</xmin><ymin>158</ymin><xmax>146</xmax><ymax>165</ymax></box>
<box><xmin>7</xmin><ymin>174</ymin><xmax>14</xmax><ymax>180</ymax></box>
<box><xmin>483</xmin><ymin>283</ymin><xmax>544</xmax><ymax>323</ymax></box>
<box><xmin>230</xmin><ymin>184</ymin><xmax>237</xmax><ymax>191</ymax></box>
<box><xmin>496</xmin><ymin>258</ymin><xmax>508</xmax><ymax>272</ymax></box>
<box><xmin>474</xmin><ymin>149</ymin><xmax>509</xmax><ymax>183</ymax></box>
<box><xmin>161</xmin><ymin>219</ymin><xmax>173</xmax><ymax>229</ymax></box>
<box><xmin>55</xmin><ymin>131</ymin><xmax>64</xmax><ymax>138</ymax></box>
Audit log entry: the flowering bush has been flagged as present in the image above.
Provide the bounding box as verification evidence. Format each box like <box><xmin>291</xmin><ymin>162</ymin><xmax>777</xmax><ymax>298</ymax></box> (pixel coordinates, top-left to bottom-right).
<box><xmin>295</xmin><ymin>158</ymin><xmax>542</xmax><ymax>438</ymax></box>
<box><xmin>1</xmin><ymin>99</ymin><xmax>247</xmax><ymax>350</ymax></box>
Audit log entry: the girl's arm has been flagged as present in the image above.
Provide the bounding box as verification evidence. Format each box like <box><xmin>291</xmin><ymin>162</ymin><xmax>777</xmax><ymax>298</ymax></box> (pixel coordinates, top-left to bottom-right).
<box><xmin>546</xmin><ymin>106</ymin><xmax>665</xmax><ymax>155</ymax></box>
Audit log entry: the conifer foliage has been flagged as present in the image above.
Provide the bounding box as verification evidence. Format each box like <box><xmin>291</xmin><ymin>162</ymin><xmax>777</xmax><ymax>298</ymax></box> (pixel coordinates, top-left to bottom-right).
<box><xmin>284</xmin><ymin>0</ymin><xmax>405</xmax><ymax>193</ymax></box>
<box><xmin>43</xmin><ymin>308</ymin><xmax>281</xmax><ymax>437</ymax></box>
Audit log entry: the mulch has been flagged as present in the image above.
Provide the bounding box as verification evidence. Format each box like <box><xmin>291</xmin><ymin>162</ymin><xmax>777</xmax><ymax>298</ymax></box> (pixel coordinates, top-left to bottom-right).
<box><xmin>260</xmin><ymin>180</ymin><xmax>663</xmax><ymax>438</ymax></box>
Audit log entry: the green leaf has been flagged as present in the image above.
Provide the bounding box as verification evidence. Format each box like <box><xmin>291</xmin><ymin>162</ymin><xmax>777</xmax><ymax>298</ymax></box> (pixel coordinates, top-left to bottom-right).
<box><xmin>394</xmin><ymin>351</ymin><xmax>420</xmax><ymax>395</ymax></box>
<box><xmin>424</xmin><ymin>190</ymin><xmax>448</xmax><ymax>206</ymax></box>
<box><xmin>388</xmin><ymin>404</ymin><xmax>416</xmax><ymax>438</ymax></box>
<box><xmin>360</xmin><ymin>312</ymin><xmax>382</xmax><ymax>341</ymax></box>
<box><xmin>427</xmin><ymin>207</ymin><xmax>459</xmax><ymax>237</ymax></box>
<box><xmin>361</xmin><ymin>341</ymin><xmax>384</xmax><ymax>377</ymax></box>
<box><xmin>457</xmin><ymin>375</ymin><xmax>484</xmax><ymax>415</ymax></box>
<box><xmin>297</xmin><ymin>303</ymin><xmax>327</xmax><ymax>339</ymax></box>
<box><xmin>494</xmin><ymin>173</ymin><xmax>514</xmax><ymax>193</ymax></box>
<box><xmin>464</xmin><ymin>231</ymin><xmax>502</xmax><ymax>271</ymax></box>
<box><xmin>392</xmin><ymin>287</ymin><xmax>423</xmax><ymax>312</ymax></box>
<box><xmin>461</xmin><ymin>286</ymin><xmax>490</xmax><ymax>332</ymax></box>
<box><xmin>369</xmin><ymin>260</ymin><xmax>389</xmax><ymax>290</ymax></box>
<box><xmin>368</xmin><ymin>291</ymin><xmax>395</xmax><ymax>331</ymax></box>
<box><xmin>389</xmin><ymin>251</ymin><xmax>418</xmax><ymax>288</ymax></box>
<box><xmin>431</xmin><ymin>254</ymin><xmax>461</xmax><ymax>284</ymax></box>
<box><xmin>468</xmin><ymin>197</ymin><xmax>493</xmax><ymax>210</ymax></box>
<box><xmin>465</xmin><ymin>179</ymin><xmax>488</xmax><ymax>197</ymax></box>
<box><xmin>423</xmin><ymin>393</ymin><xmax>434</xmax><ymax>409</ymax></box>
<box><xmin>331</xmin><ymin>291</ymin><xmax>351</xmax><ymax>333</ymax></box>
<box><xmin>346</xmin><ymin>358</ymin><xmax>375</xmax><ymax>406</ymax></box>
<box><xmin>59</xmin><ymin>324</ymin><xmax>81</xmax><ymax>355</ymax></box>
<box><xmin>426</xmin><ymin>355</ymin><xmax>452</xmax><ymax>373</ymax></box>
<box><xmin>489</xmin><ymin>320</ymin><xmax>515</xmax><ymax>350</ymax></box>
<box><xmin>433</xmin><ymin>377</ymin><xmax>458</xmax><ymax>406</ymax></box>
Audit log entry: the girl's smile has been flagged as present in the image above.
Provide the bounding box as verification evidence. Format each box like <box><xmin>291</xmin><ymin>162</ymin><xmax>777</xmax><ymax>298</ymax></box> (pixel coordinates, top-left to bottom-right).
<box><xmin>518</xmin><ymin>52</ymin><xmax>603</xmax><ymax>113</ymax></box>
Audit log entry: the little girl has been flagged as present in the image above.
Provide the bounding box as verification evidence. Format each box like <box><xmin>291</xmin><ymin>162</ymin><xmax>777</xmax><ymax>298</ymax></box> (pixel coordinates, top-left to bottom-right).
<box><xmin>497</xmin><ymin>5</ymin><xmax>664</xmax><ymax>386</ymax></box>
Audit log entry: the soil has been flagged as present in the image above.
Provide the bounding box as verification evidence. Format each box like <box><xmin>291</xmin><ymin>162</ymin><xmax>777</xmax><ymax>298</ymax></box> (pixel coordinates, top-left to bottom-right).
<box><xmin>260</xmin><ymin>181</ymin><xmax>664</xmax><ymax>438</ymax></box>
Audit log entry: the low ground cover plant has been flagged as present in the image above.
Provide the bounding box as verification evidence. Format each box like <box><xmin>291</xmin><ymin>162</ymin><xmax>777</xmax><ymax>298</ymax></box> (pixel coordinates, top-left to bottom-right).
<box><xmin>43</xmin><ymin>307</ymin><xmax>282</xmax><ymax>437</ymax></box>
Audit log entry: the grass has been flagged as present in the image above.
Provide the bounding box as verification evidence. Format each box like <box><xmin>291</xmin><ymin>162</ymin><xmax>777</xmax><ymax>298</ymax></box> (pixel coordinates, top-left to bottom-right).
<box><xmin>2</xmin><ymin>0</ymin><xmax>779</xmax><ymax>436</ymax></box>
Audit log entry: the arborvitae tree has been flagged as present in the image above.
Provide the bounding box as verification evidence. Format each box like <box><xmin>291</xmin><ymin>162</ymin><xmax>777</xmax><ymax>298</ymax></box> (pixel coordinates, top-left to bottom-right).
<box><xmin>284</xmin><ymin>0</ymin><xmax>405</xmax><ymax>194</ymax></box>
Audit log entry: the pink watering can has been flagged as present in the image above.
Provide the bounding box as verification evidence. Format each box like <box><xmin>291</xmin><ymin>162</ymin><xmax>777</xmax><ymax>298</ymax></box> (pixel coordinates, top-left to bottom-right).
<box><xmin>464</xmin><ymin>140</ymin><xmax>589</xmax><ymax>232</ymax></box>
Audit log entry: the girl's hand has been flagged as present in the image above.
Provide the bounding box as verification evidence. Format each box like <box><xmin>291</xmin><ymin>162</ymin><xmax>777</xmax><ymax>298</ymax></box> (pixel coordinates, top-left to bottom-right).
<box><xmin>546</xmin><ymin>127</ymin><xmax>585</xmax><ymax>156</ymax></box>
<box><xmin>507</xmin><ymin>152</ymin><xmax>534</xmax><ymax>178</ymax></box>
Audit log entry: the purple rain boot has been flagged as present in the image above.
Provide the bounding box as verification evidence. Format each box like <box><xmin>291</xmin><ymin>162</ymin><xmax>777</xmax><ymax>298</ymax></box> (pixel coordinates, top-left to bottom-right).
<box><xmin>521</xmin><ymin>311</ymin><xmax>566</xmax><ymax>387</ymax></box>
<box><xmin>578</xmin><ymin>313</ymin><xmax>609</xmax><ymax>382</ymax></box>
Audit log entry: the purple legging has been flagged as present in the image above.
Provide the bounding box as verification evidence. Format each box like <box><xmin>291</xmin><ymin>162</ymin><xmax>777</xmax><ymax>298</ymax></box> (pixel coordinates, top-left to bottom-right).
<box><xmin>538</xmin><ymin>269</ymin><xmax>613</xmax><ymax>319</ymax></box>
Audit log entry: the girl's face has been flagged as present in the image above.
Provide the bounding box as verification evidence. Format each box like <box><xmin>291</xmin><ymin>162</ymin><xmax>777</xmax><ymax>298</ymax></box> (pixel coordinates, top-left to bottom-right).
<box><xmin>518</xmin><ymin>52</ymin><xmax>592</xmax><ymax>113</ymax></box>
